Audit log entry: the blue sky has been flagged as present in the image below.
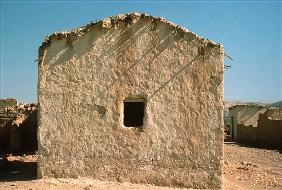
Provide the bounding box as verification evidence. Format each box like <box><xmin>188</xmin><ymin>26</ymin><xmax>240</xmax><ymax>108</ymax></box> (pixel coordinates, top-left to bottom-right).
<box><xmin>0</xmin><ymin>1</ymin><xmax>281</xmax><ymax>103</ymax></box>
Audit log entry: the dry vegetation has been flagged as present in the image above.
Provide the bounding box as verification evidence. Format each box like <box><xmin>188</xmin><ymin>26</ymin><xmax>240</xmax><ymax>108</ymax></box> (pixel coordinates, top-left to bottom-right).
<box><xmin>0</xmin><ymin>143</ymin><xmax>281</xmax><ymax>190</ymax></box>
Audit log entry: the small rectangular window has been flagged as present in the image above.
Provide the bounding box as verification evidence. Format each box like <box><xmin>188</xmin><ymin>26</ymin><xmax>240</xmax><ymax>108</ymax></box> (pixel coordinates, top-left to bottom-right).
<box><xmin>123</xmin><ymin>99</ymin><xmax>145</xmax><ymax>127</ymax></box>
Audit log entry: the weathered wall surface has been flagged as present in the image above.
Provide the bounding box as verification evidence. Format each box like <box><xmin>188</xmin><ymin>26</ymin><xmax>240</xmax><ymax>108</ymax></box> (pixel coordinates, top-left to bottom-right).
<box><xmin>38</xmin><ymin>13</ymin><xmax>224</xmax><ymax>189</ymax></box>
<box><xmin>237</xmin><ymin>124</ymin><xmax>258</xmax><ymax>143</ymax></box>
<box><xmin>229</xmin><ymin>105</ymin><xmax>266</xmax><ymax>141</ymax></box>
<box><xmin>258</xmin><ymin>109</ymin><xmax>282</xmax><ymax>148</ymax></box>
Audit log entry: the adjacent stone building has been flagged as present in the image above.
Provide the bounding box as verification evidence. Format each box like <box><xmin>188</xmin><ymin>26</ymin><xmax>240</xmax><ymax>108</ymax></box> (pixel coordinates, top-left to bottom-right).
<box><xmin>38</xmin><ymin>13</ymin><xmax>224</xmax><ymax>189</ymax></box>
<box><xmin>258</xmin><ymin>108</ymin><xmax>282</xmax><ymax>148</ymax></box>
<box><xmin>229</xmin><ymin>105</ymin><xmax>267</xmax><ymax>141</ymax></box>
<box><xmin>229</xmin><ymin>105</ymin><xmax>282</xmax><ymax>148</ymax></box>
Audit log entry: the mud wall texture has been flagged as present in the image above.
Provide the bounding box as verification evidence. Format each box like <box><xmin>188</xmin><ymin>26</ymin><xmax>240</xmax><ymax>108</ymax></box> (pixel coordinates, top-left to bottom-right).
<box><xmin>229</xmin><ymin>105</ymin><xmax>266</xmax><ymax>141</ymax></box>
<box><xmin>38</xmin><ymin>13</ymin><xmax>224</xmax><ymax>189</ymax></box>
<box><xmin>258</xmin><ymin>109</ymin><xmax>282</xmax><ymax>148</ymax></box>
<box><xmin>232</xmin><ymin>108</ymin><xmax>282</xmax><ymax>148</ymax></box>
<box><xmin>237</xmin><ymin>124</ymin><xmax>258</xmax><ymax>143</ymax></box>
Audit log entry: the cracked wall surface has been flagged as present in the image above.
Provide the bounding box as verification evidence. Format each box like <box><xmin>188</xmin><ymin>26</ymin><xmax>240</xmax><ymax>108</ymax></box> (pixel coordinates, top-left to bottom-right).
<box><xmin>38</xmin><ymin>13</ymin><xmax>224</xmax><ymax>189</ymax></box>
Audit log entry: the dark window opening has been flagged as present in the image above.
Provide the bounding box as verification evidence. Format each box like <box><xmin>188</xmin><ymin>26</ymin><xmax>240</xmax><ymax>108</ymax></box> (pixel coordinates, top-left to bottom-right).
<box><xmin>123</xmin><ymin>100</ymin><xmax>145</xmax><ymax>127</ymax></box>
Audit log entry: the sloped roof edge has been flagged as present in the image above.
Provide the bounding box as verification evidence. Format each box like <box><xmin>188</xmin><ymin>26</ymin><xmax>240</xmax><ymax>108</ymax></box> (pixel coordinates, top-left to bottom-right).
<box><xmin>38</xmin><ymin>13</ymin><xmax>222</xmax><ymax>57</ymax></box>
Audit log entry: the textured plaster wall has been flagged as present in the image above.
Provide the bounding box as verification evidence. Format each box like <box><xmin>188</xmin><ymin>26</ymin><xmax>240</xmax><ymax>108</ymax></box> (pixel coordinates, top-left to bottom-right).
<box><xmin>38</xmin><ymin>13</ymin><xmax>224</xmax><ymax>189</ymax></box>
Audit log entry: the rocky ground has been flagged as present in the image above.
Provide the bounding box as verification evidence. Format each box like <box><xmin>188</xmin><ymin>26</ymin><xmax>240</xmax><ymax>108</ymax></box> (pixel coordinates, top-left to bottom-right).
<box><xmin>223</xmin><ymin>142</ymin><xmax>281</xmax><ymax>190</ymax></box>
<box><xmin>0</xmin><ymin>143</ymin><xmax>281</xmax><ymax>190</ymax></box>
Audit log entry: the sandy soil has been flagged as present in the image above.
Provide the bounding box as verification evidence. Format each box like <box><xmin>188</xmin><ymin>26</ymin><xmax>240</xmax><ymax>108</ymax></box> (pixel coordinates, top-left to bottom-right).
<box><xmin>0</xmin><ymin>143</ymin><xmax>281</xmax><ymax>190</ymax></box>
<box><xmin>223</xmin><ymin>143</ymin><xmax>282</xmax><ymax>190</ymax></box>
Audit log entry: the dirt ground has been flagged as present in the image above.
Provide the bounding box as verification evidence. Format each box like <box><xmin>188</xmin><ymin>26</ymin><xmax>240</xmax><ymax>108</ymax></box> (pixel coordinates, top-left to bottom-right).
<box><xmin>223</xmin><ymin>142</ymin><xmax>281</xmax><ymax>190</ymax></box>
<box><xmin>0</xmin><ymin>143</ymin><xmax>281</xmax><ymax>190</ymax></box>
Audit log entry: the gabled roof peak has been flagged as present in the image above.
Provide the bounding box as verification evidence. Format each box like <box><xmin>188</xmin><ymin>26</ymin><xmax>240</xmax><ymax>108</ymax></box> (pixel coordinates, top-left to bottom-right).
<box><xmin>38</xmin><ymin>12</ymin><xmax>222</xmax><ymax>64</ymax></box>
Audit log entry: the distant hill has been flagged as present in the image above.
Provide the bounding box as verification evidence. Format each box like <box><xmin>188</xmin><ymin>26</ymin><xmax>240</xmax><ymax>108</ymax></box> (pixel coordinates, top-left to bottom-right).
<box><xmin>268</xmin><ymin>100</ymin><xmax>282</xmax><ymax>108</ymax></box>
<box><xmin>224</xmin><ymin>100</ymin><xmax>282</xmax><ymax>109</ymax></box>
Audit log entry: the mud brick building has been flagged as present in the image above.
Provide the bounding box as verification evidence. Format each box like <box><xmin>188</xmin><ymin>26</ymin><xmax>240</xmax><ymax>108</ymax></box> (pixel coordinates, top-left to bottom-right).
<box><xmin>38</xmin><ymin>13</ymin><xmax>224</xmax><ymax>189</ymax></box>
<box><xmin>229</xmin><ymin>105</ymin><xmax>282</xmax><ymax>148</ymax></box>
<box><xmin>258</xmin><ymin>108</ymin><xmax>282</xmax><ymax>148</ymax></box>
<box><xmin>228</xmin><ymin>105</ymin><xmax>267</xmax><ymax>141</ymax></box>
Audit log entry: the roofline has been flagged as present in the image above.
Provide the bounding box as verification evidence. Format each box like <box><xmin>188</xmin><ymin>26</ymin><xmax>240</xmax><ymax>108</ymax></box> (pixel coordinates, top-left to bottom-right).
<box><xmin>38</xmin><ymin>12</ymin><xmax>222</xmax><ymax>65</ymax></box>
<box><xmin>228</xmin><ymin>104</ymin><xmax>267</xmax><ymax>110</ymax></box>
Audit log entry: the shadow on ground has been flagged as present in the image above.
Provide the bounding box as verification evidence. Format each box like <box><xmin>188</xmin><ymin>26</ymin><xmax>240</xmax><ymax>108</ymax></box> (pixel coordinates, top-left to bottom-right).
<box><xmin>0</xmin><ymin>159</ymin><xmax>37</xmax><ymax>182</ymax></box>
<box><xmin>224</xmin><ymin>141</ymin><xmax>282</xmax><ymax>154</ymax></box>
